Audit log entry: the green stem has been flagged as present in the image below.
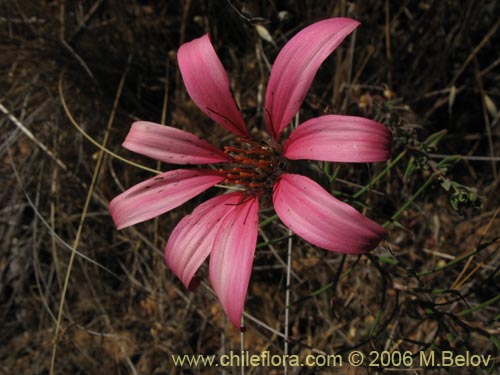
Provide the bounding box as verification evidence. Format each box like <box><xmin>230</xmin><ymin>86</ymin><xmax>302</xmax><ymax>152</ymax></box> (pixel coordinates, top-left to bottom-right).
<box><xmin>383</xmin><ymin>172</ymin><xmax>436</xmax><ymax>228</ymax></box>
<box><xmin>458</xmin><ymin>295</ymin><xmax>500</xmax><ymax>317</ymax></box>
<box><xmin>259</xmin><ymin>214</ymin><xmax>278</xmax><ymax>228</ymax></box>
<box><xmin>353</xmin><ymin>149</ymin><xmax>407</xmax><ymax>199</ymax></box>
<box><xmin>417</xmin><ymin>238</ymin><xmax>496</xmax><ymax>277</ymax></box>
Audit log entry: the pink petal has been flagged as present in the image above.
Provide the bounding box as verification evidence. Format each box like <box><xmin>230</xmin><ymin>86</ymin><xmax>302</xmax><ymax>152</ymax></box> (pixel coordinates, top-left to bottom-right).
<box><xmin>122</xmin><ymin>121</ymin><xmax>229</xmax><ymax>164</ymax></box>
<box><xmin>265</xmin><ymin>18</ymin><xmax>359</xmax><ymax>139</ymax></box>
<box><xmin>209</xmin><ymin>195</ymin><xmax>259</xmax><ymax>327</ymax></box>
<box><xmin>109</xmin><ymin>169</ymin><xmax>223</xmax><ymax>229</ymax></box>
<box><xmin>164</xmin><ymin>192</ymin><xmax>246</xmax><ymax>289</ymax></box>
<box><xmin>178</xmin><ymin>34</ymin><xmax>248</xmax><ymax>137</ymax></box>
<box><xmin>273</xmin><ymin>173</ymin><xmax>386</xmax><ymax>254</ymax></box>
<box><xmin>283</xmin><ymin>115</ymin><xmax>391</xmax><ymax>162</ymax></box>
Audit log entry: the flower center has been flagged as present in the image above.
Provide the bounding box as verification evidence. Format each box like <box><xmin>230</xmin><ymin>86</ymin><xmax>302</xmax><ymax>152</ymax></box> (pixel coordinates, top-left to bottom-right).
<box><xmin>218</xmin><ymin>137</ymin><xmax>280</xmax><ymax>191</ymax></box>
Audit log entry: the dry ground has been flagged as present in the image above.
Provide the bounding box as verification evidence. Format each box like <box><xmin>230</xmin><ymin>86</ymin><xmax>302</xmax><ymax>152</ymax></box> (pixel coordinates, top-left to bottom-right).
<box><xmin>1</xmin><ymin>1</ymin><xmax>499</xmax><ymax>374</ymax></box>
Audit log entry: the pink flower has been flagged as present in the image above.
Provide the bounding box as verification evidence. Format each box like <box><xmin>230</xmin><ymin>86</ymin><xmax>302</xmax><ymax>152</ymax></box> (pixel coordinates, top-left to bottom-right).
<box><xmin>109</xmin><ymin>18</ymin><xmax>391</xmax><ymax>327</ymax></box>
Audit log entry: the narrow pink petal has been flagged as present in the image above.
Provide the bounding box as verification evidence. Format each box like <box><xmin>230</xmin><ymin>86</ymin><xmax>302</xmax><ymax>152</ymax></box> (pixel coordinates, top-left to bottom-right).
<box><xmin>265</xmin><ymin>18</ymin><xmax>359</xmax><ymax>139</ymax></box>
<box><xmin>178</xmin><ymin>34</ymin><xmax>248</xmax><ymax>137</ymax></box>
<box><xmin>165</xmin><ymin>192</ymin><xmax>246</xmax><ymax>289</ymax></box>
<box><xmin>273</xmin><ymin>174</ymin><xmax>386</xmax><ymax>254</ymax></box>
<box><xmin>283</xmin><ymin>115</ymin><xmax>391</xmax><ymax>162</ymax></box>
<box><xmin>109</xmin><ymin>169</ymin><xmax>223</xmax><ymax>229</ymax></box>
<box><xmin>122</xmin><ymin>121</ymin><xmax>229</xmax><ymax>164</ymax></box>
<box><xmin>209</xmin><ymin>195</ymin><xmax>259</xmax><ymax>327</ymax></box>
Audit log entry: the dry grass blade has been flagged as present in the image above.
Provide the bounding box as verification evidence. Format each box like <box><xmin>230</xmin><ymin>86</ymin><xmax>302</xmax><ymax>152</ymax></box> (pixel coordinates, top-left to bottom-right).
<box><xmin>57</xmin><ymin>73</ymin><xmax>161</xmax><ymax>175</ymax></box>
<box><xmin>1</xmin><ymin>1</ymin><xmax>498</xmax><ymax>374</ymax></box>
<box><xmin>1</xmin><ymin>103</ymin><xmax>68</xmax><ymax>171</ymax></box>
<box><xmin>49</xmin><ymin>60</ymin><xmax>130</xmax><ymax>375</ymax></box>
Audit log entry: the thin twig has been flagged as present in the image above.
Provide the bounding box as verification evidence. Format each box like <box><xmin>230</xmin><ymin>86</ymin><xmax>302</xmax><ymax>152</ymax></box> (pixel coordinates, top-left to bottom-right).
<box><xmin>428</xmin><ymin>153</ymin><xmax>500</xmax><ymax>162</ymax></box>
<box><xmin>449</xmin><ymin>15</ymin><xmax>500</xmax><ymax>86</ymax></box>
<box><xmin>283</xmin><ymin>229</ymin><xmax>292</xmax><ymax>375</ymax></box>
<box><xmin>240</xmin><ymin>314</ymin><xmax>245</xmax><ymax>375</ymax></box>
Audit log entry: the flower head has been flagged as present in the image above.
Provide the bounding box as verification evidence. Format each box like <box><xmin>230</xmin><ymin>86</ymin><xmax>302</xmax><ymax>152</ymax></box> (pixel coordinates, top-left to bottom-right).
<box><xmin>109</xmin><ymin>18</ymin><xmax>391</xmax><ymax>327</ymax></box>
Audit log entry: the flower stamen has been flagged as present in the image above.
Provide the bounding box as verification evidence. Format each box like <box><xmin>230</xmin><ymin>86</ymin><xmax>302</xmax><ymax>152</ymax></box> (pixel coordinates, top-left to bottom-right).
<box><xmin>219</xmin><ymin>138</ymin><xmax>278</xmax><ymax>191</ymax></box>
